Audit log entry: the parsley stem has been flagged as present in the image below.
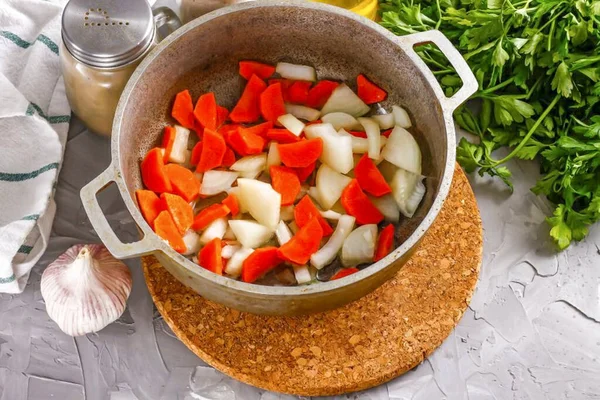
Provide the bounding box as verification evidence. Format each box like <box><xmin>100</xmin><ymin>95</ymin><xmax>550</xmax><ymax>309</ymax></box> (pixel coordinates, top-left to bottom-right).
<box><xmin>481</xmin><ymin>77</ymin><xmax>516</xmax><ymax>94</ymax></box>
<box><xmin>492</xmin><ymin>94</ymin><xmax>561</xmax><ymax>166</ymax></box>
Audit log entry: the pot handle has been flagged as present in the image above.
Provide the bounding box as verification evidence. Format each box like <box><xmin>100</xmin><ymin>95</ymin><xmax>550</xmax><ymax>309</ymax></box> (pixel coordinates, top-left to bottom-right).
<box><xmin>394</xmin><ymin>30</ymin><xmax>478</xmax><ymax>113</ymax></box>
<box><xmin>80</xmin><ymin>165</ymin><xmax>156</xmax><ymax>259</ymax></box>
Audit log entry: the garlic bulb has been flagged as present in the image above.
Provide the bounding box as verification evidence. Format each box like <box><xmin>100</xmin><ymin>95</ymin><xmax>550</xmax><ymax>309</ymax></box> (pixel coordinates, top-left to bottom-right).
<box><xmin>41</xmin><ymin>244</ymin><xmax>132</xmax><ymax>336</ymax></box>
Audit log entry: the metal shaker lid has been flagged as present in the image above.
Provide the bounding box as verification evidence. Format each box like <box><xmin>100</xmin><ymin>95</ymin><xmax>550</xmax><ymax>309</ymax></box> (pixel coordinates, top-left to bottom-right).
<box><xmin>62</xmin><ymin>0</ymin><xmax>155</xmax><ymax>68</ymax></box>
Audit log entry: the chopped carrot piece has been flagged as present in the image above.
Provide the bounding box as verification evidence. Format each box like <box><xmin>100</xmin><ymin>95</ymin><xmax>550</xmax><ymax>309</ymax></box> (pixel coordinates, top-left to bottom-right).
<box><xmin>171</xmin><ymin>90</ymin><xmax>195</xmax><ymax>129</ymax></box>
<box><xmin>161</xmin><ymin>126</ymin><xmax>176</xmax><ymax>163</ymax></box>
<box><xmin>347</xmin><ymin>130</ymin><xmax>367</xmax><ymax>138</ymax></box>
<box><xmin>193</xmin><ymin>120</ymin><xmax>204</xmax><ymax>136</ymax></box>
<box><xmin>222</xmin><ymin>193</ymin><xmax>240</xmax><ymax>216</ymax></box>
<box><xmin>266</xmin><ymin>128</ymin><xmax>300</xmax><ymax>144</ymax></box>
<box><xmin>331</xmin><ymin>268</ymin><xmax>359</xmax><ymax>280</ymax></box>
<box><xmin>219</xmin><ymin>124</ymin><xmax>241</xmax><ymax>136</ymax></box>
<box><xmin>278</xmin><ymin>217</ymin><xmax>323</xmax><ymax>264</ymax></box>
<box><xmin>160</xmin><ymin>193</ymin><xmax>194</xmax><ymax>234</ymax></box>
<box><xmin>191</xmin><ymin>203</ymin><xmax>230</xmax><ymax>231</ymax></box>
<box><xmin>354</xmin><ymin>154</ymin><xmax>392</xmax><ymax>197</ymax></box>
<box><xmin>287</xmin><ymin>81</ymin><xmax>312</xmax><ymax>104</ymax></box>
<box><xmin>222</xmin><ymin>147</ymin><xmax>237</xmax><ymax>167</ymax></box>
<box><xmin>260</xmin><ymin>82</ymin><xmax>286</xmax><ymax>122</ymax></box>
<box><xmin>190</xmin><ymin>141</ymin><xmax>203</xmax><ymax>166</ymax></box>
<box><xmin>340</xmin><ymin>179</ymin><xmax>384</xmax><ymax>225</ymax></box>
<box><xmin>294</xmin><ymin>161</ymin><xmax>316</xmax><ymax>183</ymax></box>
<box><xmin>277</xmin><ymin>138</ymin><xmax>323</xmax><ymax>168</ymax></box>
<box><xmin>226</xmin><ymin>127</ymin><xmax>266</xmax><ymax>156</ymax></box>
<box><xmin>268</xmin><ymin>78</ymin><xmax>293</xmax><ymax>101</ymax></box>
<box><xmin>357</xmin><ymin>74</ymin><xmax>387</xmax><ymax>104</ymax></box>
<box><xmin>164</xmin><ymin>164</ymin><xmax>200</xmax><ymax>203</ymax></box>
<box><xmin>141</xmin><ymin>148</ymin><xmax>172</xmax><ymax>193</ymax></box>
<box><xmin>154</xmin><ymin>211</ymin><xmax>186</xmax><ymax>253</ymax></box>
<box><xmin>136</xmin><ymin>190</ymin><xmax>164</xmax><ymax>228</ymax></box>
<box><xmin>294</xmin><ymin>195</ymin><xmax>333</xmax><ymax>236</ymax></box>
<box><xmin>230</xmin><ymin>74</ymin><xmax>267</xmax><ymax>123</ymax></box>
<box><xmin>241</xmin><ymin>121</ymin><xmax>273</xmax><ymax>139</ymax></box>
<box><xmin>196</xmin><ymin>129</ymin><xmax>226</xmax><ymax>172</ymax></box>
<box><xmin>306</xmin><ymin>80</ymin><xmax>339</xmax><ymax>109</ymax></box>
<box><xmin>193</xmin><ymin>92</ymin><xmax>218</xmax><ymax>130</ymax></box>
<box><xmin>216</xmin><ymin>106</ymin><xmax>229</xmax><ymax>128</ymax></box>
<box><xmin>239</xmin><ymin>61</ymin><xmax>276</xmax><ymax>80</ymax></box>
<box><xmin>374</xmin><ymin>224</ymin><xmax>395</xmax><ymax>262</ymax></box>
<box><xmin>198</xmin><ymin>238</ymin><xmax>223</xmax><ymax>275</ymax></box>
<box><xmin>270</xmin><ymin>166</ymin><xmax>301</xmax><ymax>206</ymax></box>
<box><xmin>241</xmin><ymin>247</ymin><xmax>282</xmax><ymax>283</ymax></box>
<box><xmin>382</xmin><ymin>128</ymin><xmax>393</xmax><ymax>138</ymax></box>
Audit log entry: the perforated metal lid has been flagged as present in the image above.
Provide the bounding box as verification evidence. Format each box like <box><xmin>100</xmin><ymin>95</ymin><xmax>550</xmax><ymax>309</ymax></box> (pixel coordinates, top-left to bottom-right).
<box><xmin>62</xmin><ymin>0</ymin><xmax>155</xmax><ymax>68</ymax></box>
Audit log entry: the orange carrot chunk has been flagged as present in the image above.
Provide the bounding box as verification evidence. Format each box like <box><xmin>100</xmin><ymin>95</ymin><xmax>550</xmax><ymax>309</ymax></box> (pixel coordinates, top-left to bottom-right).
<box><xmin>294</xmin><ymin>195</ymin><xmax>333</xmax><ymax>236</ymax></box>
<box><xmin>193</xmin><ymin>92</ymin><xmax>218</xmax><ymax>130</ymax></box>
<box><xmin>374</xmin><ymin>224</ymin><xmax>395</xmax><ymax>262</ymax></box>
<box><xmin>230</xmin><ymin>74</ymin><xmax>267</xmax><ymax>123</ymax></box>
<box><xmin>354</xmin><ymin>154</ymin><xmax>392</xmax><ymax>197</ymax></box>
<box><xmin>216</xmin><ymin>106</ymin><xmax>229</xmax><ymax>128</ymax></box>
<box><xmin>357</xmin><ymin>74</ymin><xmax>387</xmax><ymax>104</ymax></box>
<box><xmin>191</xmin><ymin>203</ymin><xmax>230</xmax><ymax>231</ymax></box>
<box><xmin>268</xmin><ymin>78</ymin><xmax>293</xmax><ymax>101</ymax></box>
<box><xmin>154</xmin><ymin>211</ymin><xmax>186</xmax><ymax>253</ymax></box>
<box><xmin>340</xmin><ymin>179</ymin><xmax>384</xmax><ymax>225</ymax></box>
<box><xmin>306</xmin><ymin>80</ymin><xmax>339</xmax><ymax>109</ymax></box>
<box><xmin>141</xmin><ymin>148</ymin><xmax>172</xmax><ymax>193</ymax></box>
<box><xmin>161</xmin><ymin>126</ymin><xmax>176</xmax><ymax>163</ymax></box>
<box><xmin>136</xmin><ymin>190</ymin><xmax>164</xmax><ymax>228</ymax></box>
<box><xmin>278</xmin><ymin>217</ymin><xmax>323</xmax><ymax>265</ymax></box>
<box><xmin>382</xmin><ymin>128</ymin><xmax>393</xmax><ymax>138</ymax></box>
<box><xmin>160</xmin><ymin>193</ymin><xmax>194</xmax><ymax>235</ymax></box>
<box><xmin>239</xmin><ymin>61</ymin><xmax>276</xmax><ymax>80</ymax></box>
<box><xmin>222</xmin><ymin>147</ymin><xmax>237</xmax><ymax>167</ymax></box>
<box><xmin>287</xmin><ymin>81</ymin><xmax>312</xmax><ymax>104</ymax></box>
<box><xmin>331</xmin><ymin>268</ymin><xmax>360</xmax><ymax>280</ymax></box>
<box><xmin>196</xmin><ymin>128</ymin><xmax>226</xmax><ymax>172</ymax></box>
<box><xmin>259</xmin><ymin>82</ymin><xmax>286</xmax><ymax>122</ymax></box>
<box><xmin>270</xmin><ymin>166</ymin><xmax>301</xmax><ymax>206</ymax></box>
<box><xmin>222</xmin><ymin>193</ymin><xmax>240</xmax><ymax>216</ymax></box>
<box><xmin>266</xmin><ymin>128</ymin><xmax>300</xmax><ymax>144</ymax></box>
<box><xmin>164</xmin><ymin>164</ymin><xmax>200</xmax><ymax>203</ymax></box>
<box><xmin>294</xmin><ymin>161</ymin><xmax>316</xmax><ymax>183</ymax></box>
<box><xmin>277</xmin><ymin>138</ymin><xmax>323</xmax><ymax>168</ymax></box>
<box><xmin>347</xmin><ymin>130</ymin><xmax>367</xmax><ymax>138</ymax></box>
<box><xmin>198</xmin><ymin>237</ymin><xmax>223</xmax><ymax>275</ymax></box>
<box><xmin>241</xmin><ymin>247</ymin><xmax>282</xmax><ymax>283</ymax></box>
<box><xmin>226</xmin><ymin>127</ymin><xmax>266</xmax><ymax>156</ymax></box>
<box><xmin>171</xmin><ymin>90</ymin><xmax>195</xmax><ymax>129</ymax></box>
<box><xmin>190</xmin><ymin>141</ymin><xmax>203</xmax><ymax>166</ymax></box>
<box><xmin>242</xmin><ymin>121</ymin><xmax>273</xmax><ymax>139</ymax></box>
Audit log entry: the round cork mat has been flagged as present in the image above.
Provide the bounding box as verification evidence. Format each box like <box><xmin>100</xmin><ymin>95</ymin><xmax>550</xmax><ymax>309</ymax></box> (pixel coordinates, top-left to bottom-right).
<box><xmin>142</xmin><ymin>164</ymin><xmax>482</xmax><ymax>396</ymax></box>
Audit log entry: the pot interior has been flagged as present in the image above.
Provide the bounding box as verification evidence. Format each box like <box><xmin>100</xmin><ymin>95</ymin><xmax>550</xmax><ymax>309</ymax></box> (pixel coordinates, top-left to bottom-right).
<box><xmin>118</xmin><ymin>3</ymin><xmax>447</xmax><ymax>246</ymax></box>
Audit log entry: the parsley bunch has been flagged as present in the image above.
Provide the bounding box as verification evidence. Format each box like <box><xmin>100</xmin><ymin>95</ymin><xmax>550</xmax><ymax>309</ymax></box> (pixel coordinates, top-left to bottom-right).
<box><xmin>379</xmin><ymin>0</ymin><xmax>600</xmax><ymax>249</ymax></box>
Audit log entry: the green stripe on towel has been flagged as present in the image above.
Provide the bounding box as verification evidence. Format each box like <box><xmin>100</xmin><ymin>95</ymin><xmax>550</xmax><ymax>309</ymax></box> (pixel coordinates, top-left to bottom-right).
<box><xmin>26</xmin><ymin>102</ymin><xmax>70</xmax><ymax>124</ymax></box>
<box><xmin>18</xmin><ymin>245</ymin><xmax>33</xmax><ymax>255</ymax></box>
<box><xmin>0</xmin><ymin>30</ymin><xmax>59</xmax><ymax>55</ymax></box>
<box><xmin>0</xmin><ymin>274</ymin><xmax>16</xmax><ymax>284</ymax></box>
<box><xmin>0</xmin><ymin>162</ymin><xmax>59</xmax><ymax>182</ymax></box>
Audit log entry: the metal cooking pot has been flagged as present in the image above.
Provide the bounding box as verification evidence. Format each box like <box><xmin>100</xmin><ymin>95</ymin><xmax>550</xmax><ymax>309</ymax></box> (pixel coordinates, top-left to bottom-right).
<box><xmin>81</xmin><ymin>0</ymin><xmax>477</xmax><ymax>315</ymax></box>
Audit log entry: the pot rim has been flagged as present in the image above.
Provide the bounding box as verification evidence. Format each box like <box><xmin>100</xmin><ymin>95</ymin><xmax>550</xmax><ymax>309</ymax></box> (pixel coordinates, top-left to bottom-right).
<box><xmin>111</xmin><ymin>0</ymin><xmax>457</xmax><ymax>297</ymax></box>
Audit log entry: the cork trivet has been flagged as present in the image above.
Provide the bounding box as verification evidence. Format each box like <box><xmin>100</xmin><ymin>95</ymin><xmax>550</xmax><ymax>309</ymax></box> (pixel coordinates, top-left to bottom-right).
<box><xmin>142</xmin><ymin>164</ymin><xmax>482</xmax><ymax>396</ymax></box>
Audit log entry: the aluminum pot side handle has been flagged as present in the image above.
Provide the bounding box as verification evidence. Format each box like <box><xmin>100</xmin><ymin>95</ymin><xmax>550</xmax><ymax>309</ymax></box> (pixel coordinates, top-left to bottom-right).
<box><xmin>395</xmin><ymin>30</ymin><xmax>478</xmax><ymax>113</ymax></box>
<box><xmin>80</xmin><ymin>165</ymin><xmax>156</xmax><ymax>259</ymax></box>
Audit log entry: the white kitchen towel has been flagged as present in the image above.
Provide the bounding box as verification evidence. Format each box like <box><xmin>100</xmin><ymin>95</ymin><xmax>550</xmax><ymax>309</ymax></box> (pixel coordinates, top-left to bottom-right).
<box><xmin>0</xmin><ymin>0</ymin><xmax>70</xmax><ymax>293</ymax></box>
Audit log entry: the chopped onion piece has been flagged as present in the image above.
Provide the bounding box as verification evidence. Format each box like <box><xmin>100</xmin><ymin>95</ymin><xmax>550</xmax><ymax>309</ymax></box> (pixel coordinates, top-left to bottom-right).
<box><xmin>226</xmin><ymin>187</ymin><xmax>247</xmax><ymax>214</ymax></box>
<box><xmin>304</xmin><ymin>123</ymin><xmax>353</xmax><ymax>174</ymax></box>
<box><xmin>200</xmin><ymin>171</ymin><xmax>239</xmax><ymax>195</ymax></box>
<box><xmin>293</xmin><ymin>265</ymin><xmax>313</xmax><ymax>284</ymax></box>
<box><xmin>221</xmin><ymin>244</ymin><xmax>241</xmax><ymax>259</ymax></box>
<box><xmin>357</xmin><ymin>117</ymin><xmax>381</xmax><ymax>159</ymax></box>
<box><xmin>276</xmin><ymin>62</ymin><xmax>316</xmax><ymax>81</ymax></box>
<box><xmin>321</xmin><ymin>84</ymin><xmax>370</xmax><ymax>117</ymax></box>
<box><xmin>200</xmin><ymin>217</ymin><xmax>228</xmax><ymax>245</ymax></box>
<box><xmin>377</xmin><ymin>160</ymin><xmax>397</xmax><ymax>182</ymax></box>
<box><xmin>392</xmin><ymin>105</ymin><xmax>412</xmax><ymax>128</ymax></box>
<box><xmin>285</xmin><ymin>104</ymin><xmax>321</xmax><ymax>121</ymax></box>
<box><xmin>236</xmin><ymin>178</ymin><xmax>281</xmax><ymax>229</ymax></box>
<box><xmin>320</xmin><ymin>209</ymin><xmax>342</xmax><ymax>220</ymax></box>
<box><xmin>169</xmin><ymin>125</ymin><xmax>190</xmax><ymax>164</ymax></box>
<box><xmin>225</xmin><ymin>247</ymin><xmax>254</xmax><ymax>277</ymax></box>
<box><xmin>372</xmin><ymin>113</ymin><xmax>395</xmax><ymax>130</ymax></box>
<box><xmin>239</xmin><ymin>169</ymin><xmax>262</xmax><ymax>179</ymax></box>
<box><xmin>370</xmin><ymin>194</ymin><xmax>400</xmax><ymax>222</ymax></box>
<box><xmin>182</xmin><ymin>230</ymin><xmax>201</xmax><ymax>255</ymax></box>
<box><xmin>311</xmin><ymin>215</ymin><xmax>356</xmax><ymax>269</ymax></box>
<box><xmin>280</xmin><ymin>205</ymin><xmax>295</xmax><ymax>222</ymax></box>
<box><xmin>382</xmin><ymin>126</ymin><xmax>422</xmax><ymax>174</ymax></box>
<box><xmin>228</xmin><ymin>220</ymin><xmax>274</xmax><ymax>248</ymax></box>
<box><xmin>267</xmin><ymin>142</ymin><xmax>281</xmax><ymax>170</ymax></box>
<box><xmin>275</xmin><ymin>220</ymin><xmax>293</xmax><ymax>246</ymax></box>
<box><xmin>341</xmin><ymin>224</ymin><xmax>377</xmax><ymax>267</ymax></box>
<box><xmin>321</xmin><ymin>112</ymin><xmax>361</xmax><ymax>131</ymax></box>
<box><xmin>231</xmin><ymin>154</ymin><xmax>267</xmax><ymax>172</ymax></box>
<box><xmin>391</xmin><ymin>169</ymin><xmax>426</xmax><ymax>218</ymax></box>
<box><xmin>307</xmin><ymin>186</ymin><xmax>324</xmax><ymax>208</ymax></box>
<box><xmin>340</xmin><ymin>128</ymin><xmax>387</xmax><ymax>154</ymax></box>
<box><xmin>316</xmin><ymin>163</ymin><xmax>352</xmax><ymax>210</ymax></box>
<box><xmin>277</xmin><ymin>114</ymin><xmax>305</xmax><ymax>136</ymax></box>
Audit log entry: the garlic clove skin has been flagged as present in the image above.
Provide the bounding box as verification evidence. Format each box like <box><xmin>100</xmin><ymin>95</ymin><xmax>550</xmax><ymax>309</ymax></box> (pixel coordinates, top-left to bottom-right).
<box><xmin>41</xmin><ymin>244</ymin><xmax>132</xmax><ymax>337</ymax></box>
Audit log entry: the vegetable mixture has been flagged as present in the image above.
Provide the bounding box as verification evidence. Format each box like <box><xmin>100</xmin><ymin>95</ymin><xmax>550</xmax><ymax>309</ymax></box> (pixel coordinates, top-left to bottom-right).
<box><xmin>136</xmin><ymin>61</ymin><xmax>425</xmax><ymax>285</ymax></box>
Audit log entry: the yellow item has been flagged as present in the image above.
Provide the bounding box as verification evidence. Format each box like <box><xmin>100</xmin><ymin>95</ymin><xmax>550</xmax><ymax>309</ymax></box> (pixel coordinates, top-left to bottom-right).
<box><xmin>313</xmin><ymin>0</ymin><xmax>378</xmax><ymax>20</ymax></box>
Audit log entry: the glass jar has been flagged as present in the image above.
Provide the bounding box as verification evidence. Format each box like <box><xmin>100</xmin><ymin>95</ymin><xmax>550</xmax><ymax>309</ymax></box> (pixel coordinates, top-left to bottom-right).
<box><xmin>60</xmin><ymin>0</ymin><xmax>180</xmax><ymax>136</ymax></box>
